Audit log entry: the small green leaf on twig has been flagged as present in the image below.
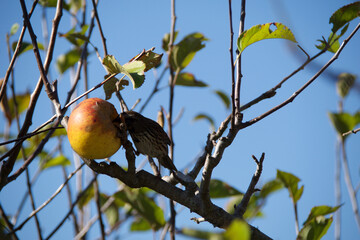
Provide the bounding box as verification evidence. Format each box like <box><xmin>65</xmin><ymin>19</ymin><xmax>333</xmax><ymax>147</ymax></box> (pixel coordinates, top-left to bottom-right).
<box><xmin>10</xmin><ymin>23</ymin><xmax>19</xmax><ymax>36</ymax></box>
<box><xmin>237</xmin><ymin>22</ymin><xmax>297</xmax><ymax>54</ymax></box>
<box><xmin>56</xmin><ymin>49</ymin><xmax>81</xmax><ymax>74</ymax></box>
<box><xmin>175</xmin><ymin>72</ymin><xmax>208</xmax><ymax>87</ymax></box>
<box><xmin>276</xmin><ymin>170</ymin><xmax>303</xmax><ymax>203</ymax></box>
<box><xmin>193</xmin><ymin>113</ymin><xmax>215</xmax><ymax>131</ymax></box>
<box><xmin>336</xmin><ymin>72</ymin><xmax>356</xmax><ymax>98</ymax></box>
<box><xmin>12</xmin><ymin>41</ymin><xmax>45</xmax><ymax>56</ymax></box>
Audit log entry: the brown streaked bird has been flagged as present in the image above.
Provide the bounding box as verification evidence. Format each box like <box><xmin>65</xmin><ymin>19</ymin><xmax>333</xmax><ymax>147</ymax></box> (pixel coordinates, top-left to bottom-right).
<box><xmin>120</xmin><ymin>111</ymin><xmax>177</xmax><ymax>172</ymax></box>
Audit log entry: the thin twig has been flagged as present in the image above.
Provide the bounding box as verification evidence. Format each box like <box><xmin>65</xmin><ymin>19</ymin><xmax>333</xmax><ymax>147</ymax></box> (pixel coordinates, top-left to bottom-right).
<box><xmin>91</xmin><ymin>0</ymin><xmax>108</xmax><ymax>57</ymax></box>
<box><xmin>242</xmin><ymin>22</ymin><xmax>360</xmax><ymax>129</ymax></box>
<box><xmin>0</xmin><ymin>203</ymin><xmax>19</xmax><ymax>240</ymax></box>
<box><xmin>93</xmin><ymin>175</ymin><xmax>106</xmax><ymax>240</ymax></box>
<box><xmin>9</xmin><ymin>163</ymin><xmax>85</xmax><ymax>234</ymax></box>
<box><xmin>228</xmin><ymin>0</ymin><xmax>236</xmax><ymax>127</ymax></box>
<box><xmin>45</xmin><ymin>177</ymin><xmax>97</xmax><ymax>240</ymax></box>
<box><xmin>342</xmin><ymin>127</ymin><xmax>360</xmax><ymax>136</ymax></box>
<box><xmin>234</xmin><ymin>153</ymin><xmax>265</xmax><ymax>217</ymax></box>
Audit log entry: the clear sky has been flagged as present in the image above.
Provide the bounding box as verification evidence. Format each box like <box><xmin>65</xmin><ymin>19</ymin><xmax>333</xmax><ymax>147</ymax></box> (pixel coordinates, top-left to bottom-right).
<box><xmin>0</xmin><ymin>0</ymin><xmax>359</xmax><ymax>240</ymax></box>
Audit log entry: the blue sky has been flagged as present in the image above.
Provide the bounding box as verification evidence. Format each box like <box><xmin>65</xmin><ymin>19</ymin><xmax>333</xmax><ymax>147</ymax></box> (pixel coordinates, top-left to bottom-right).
<box><xmin>0</xmin><ymin>0</ymin><xmax>359</xmax><ymax>239</ymax></box>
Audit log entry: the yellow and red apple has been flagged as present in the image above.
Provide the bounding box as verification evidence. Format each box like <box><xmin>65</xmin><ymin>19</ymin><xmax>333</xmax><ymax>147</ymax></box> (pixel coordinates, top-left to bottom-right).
<box><xmin>67</xmin><ymin>98</ymin><xmax>121</xmax><ymax>159</ymax></box>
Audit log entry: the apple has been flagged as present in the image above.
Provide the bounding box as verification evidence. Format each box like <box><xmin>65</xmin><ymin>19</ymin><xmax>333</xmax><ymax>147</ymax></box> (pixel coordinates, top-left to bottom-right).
<box><xmin>67</xmin><ymin>98</ymin><xmax>121</xmax><ymax>159</ymax></box>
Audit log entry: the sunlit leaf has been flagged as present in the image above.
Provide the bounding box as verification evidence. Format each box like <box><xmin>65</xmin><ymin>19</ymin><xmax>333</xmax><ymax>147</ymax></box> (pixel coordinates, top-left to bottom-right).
<box><xmin>39</xmin><ymin>0</ymin><xmax>71</xmax><ymax>10</ymax></box>
<box><xmin>181</xmin><ymin>228</ymin><xmax>222</xmax><ymax>240</ymax></box>
<box><xmin>303</xmin><ymin>205</ymin><xmax>341</xmax><ymax>226</ymax></box>
<box><xmin>175</xmin><ymin>72</ymin><xmax>208</xmax><ymax>87</ymax></box>
<box><xmin>276</xmin><ymin>170</ymin><xmax>303</xmax><ymax>203</ymax></box>
<box><xmin>336</xmin><ymin>73</ymin><xmax>356</xmax><ymax>98</ymax></box>
<box><xmin>299</xmin><ymin>216</ymin><xmax>333</xmax><ymax>240</ymax></box>
<box><xmin>130</xmin><ymin>217</ymin><xmax>151</xmax><ymax>231</ymax></box>
<box><xmin>225</xmin><ymin>196</ymin><xmax>264</xmax><ymax>220</ymax></box>
<box><xmin>40</xmin><ymin>154</ymin><xmax>71</xmax><ymax>170</ymax></box>
<box><xmin>129</xmin><ymin>49</ymin><xmax>163</xmax><ymax>72</ymax></box>
<box><xmin>330</xmin><ymin>2</ymin><xmax>360</xmax><ymax>34</ymax></box>
<box><xmin>214</xmin><ymin>90</ymin><xmax>230</xmax><ymax>109</ymax></box>
<box><xmin>208</xmin><ymin>179</ymin><xmax>242</xmax><ymax>198</ymax></box>
<box><xmin>56</xmin><ymin>49</ymin><xmax>81</xmax><ymax>74</ymax></box>
<box><xmin>162</xmin><ymin>31</ymin><xmax>178</xmax><ymax>51</ymax></box>
<box><xmin>123</xmin><ymin>61</ymin><xmax>146</xmax><ymax>74</ymax></box>
<box><xmin>328</xmin><ymin>112</ymin><xmax>360</xmax><ymax>139</ymax></box>
<box><xmin>11</xmin><ymin>41</ymin><xmax>45</xmax><ymax>56</ymax></box>
<box><xmin>224</xmin><ymin>219</ymin><xmax>250</xmax><ymax>240</ymax></box>
<box><xmin>114</xmin><ymin>187</ymin><xmax>165</xmax><ymax>230</ymax></box>
<box><xmin>103</xmin><ymin>55</ymin><xmax>125</xmax><ymax>74</ymax></box>
<box><xmin>10</xmin><ymin>23</ymin><xmax>19</xmax><ymax>36</ymax></box>
<box><xmin>171</xmin><ymin>32</ymin><xmax>208</xmax><ymax>70</ymax></box>
<box><xmin>193</xmin><ymin>114</ymin><xmax>215</xmax><ymax>131</ymax></box>
<box><xmin>237</xmin><ymin>22</ymin><xmax>297</xmax><ymax>54</ymax></box>
<box><xmin>315</xmin><ymin>32</ymin><xmax>341</xmax><ymax>53</ymax></box>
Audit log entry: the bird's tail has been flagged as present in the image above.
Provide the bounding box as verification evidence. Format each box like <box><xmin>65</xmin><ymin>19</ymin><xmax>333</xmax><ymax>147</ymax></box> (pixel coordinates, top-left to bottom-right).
<box><xmin>159</xmin><ymin>155</ymin><xmax>177</xmax><ymax>172</ymax></box>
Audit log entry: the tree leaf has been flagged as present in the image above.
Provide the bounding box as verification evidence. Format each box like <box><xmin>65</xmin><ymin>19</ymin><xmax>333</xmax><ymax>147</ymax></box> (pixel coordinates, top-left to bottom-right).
<box><xmin>78</xmin><ymin>185</ymin><xmax>94</xmax><ymax>209</ymax></box>
<box><xmin>40</xmin><ymin>154</ymin><xmax>71</xmax><ymax>170</ymax></box>
<box><xmin>102</xmin><ymin>55</ymin><xmax>125</xmax><ymax>74</ymax></box>
<box><xmin>237</xmin><ymin>22</ymin><xmax>297</xmax><ymax>54</ymax></box>
<box><xmin>336</xmin><ymin>72</ymin><xmax>356</xmax><ymax>98</ymax></box>
<box><xmin>59</xmin><ymin>25</ymin><xmax>89</xmax><ymax>46</ymax></box>
<box><xmin>123</xmin><ymin>60</ymin><xmax>146</xmax><ymax>74</ymax></box>
<box><xmin>303</xmin><ymin>205</ymin><xmax>341</xmax><ymax>226</ymax></box>
<box><xmin>181</xmin><ymin>228</ymin><xmax>222</xmax><ymax>240</ymax></box>
<box><xmin>224</xmin><ymin>219</ymin><xmax>250</xmax><ymax>240</ymax></box>
<box><xmin>208</xmin><ymin>179</ymin><xmax>243</xmax><ymax>198</ymax></box>
<box><xmin>130</xmin><ymin>217</ymin><xmax>151</xmax><ymax>231</ymax></box>
<box><xmin>7</xmin><ymin>93</ymin><xmax>30</xmax><ymax>122</ymax></box>
<box><xmin>193</xmin><ymin>113</ymin><xmax>215</xmax><ymax>131</ymax></box>
<box><xmin>39</xmin><ymin>0</ymin><xmax>70</xmax><ymax>11</ymax></box>
<box><xmin>162</xmin><ymin>31</ymin><xmax>178</xmax><ymax>51</ymax></box>
<box><xmin>328</xmin><ymin>112</ymin><xmax>360</xmax><ymax>138</ymax></box>
<box><xmin>171</xmin><ymin>32</ymin><xmax>208</xmax><ymax>70</ymax></box>
<box><xmin>175</xmin><ymin>72</ymin><xmax>208</xmax><ymax>87</ymax></box>
<box><xmin>129</xmin><ymin>49</ymin><xmax>163</xmax><ymax>72</ymax></box>
<box><xmin>214</xmin><ymin>90</ymin><xmax>230</xmax><ymax>109</ymax></box>
<box><xmin>298</xmin><ymin>216</ymin><xmax>333</xmax><ymax>240</ymax></box>
<box><xmin>259</xmin><ymin>178</ymin><xmax>284</xmax><ymax>198</ymax></box>
<box><xmin>99</xmin><ymin>193</ymin><xmax>119</xmax><ymax>227</ymax></box>
<box><xmin>225</xmin><ymin>195</ymin><xmax>264</xmax><ymax>220</ymax></box>
<box><xmin>330</xmin><ymin>2</ymin><xmax>360</xmax><ymax>34</ymax></box>
<box><xmin>10</xmin><ymin>23</ymin><xmax>19</xmax><ymax>36</ymax></box>
<box><xmin>56</xmin><ymin>49</ymin><xmax>81</xmax><ymax>74</ymax></box>
<box><xmin>114</xmin><ymin>187</ymin><xmax>165</xmax><ymax>230</ymax></box>
<box><xmin>276</xmin><ymin>170</ymin><xmax>303</xmax><ymax>203</ymax></box>
<box><xmin>11</xmin><ymin>41</ymin><xmax>45</xmax><ymax>56</ymax></box>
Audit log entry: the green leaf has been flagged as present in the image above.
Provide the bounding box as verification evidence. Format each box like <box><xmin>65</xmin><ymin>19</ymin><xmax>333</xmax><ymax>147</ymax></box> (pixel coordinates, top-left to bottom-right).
<box><xmin>298</xmin><ymin>216</ymin><xmax>333</xmax><ymax>240</ymax></box>
<box><xmin>171</xmin><ymin>32</ymin><xmax>208</xmax><ymax>70</ymax></box>
<box><xmin>130</xmin><ymin>217</ymin><xmax>151</xmax><ymax>231</ymax></box>
<box><xmin>175</xmin><ymin>72</ymin><xmax>208</xmax><ymax>87</ymax></box>
<box><xmin>193</xmin><ymin>114</ymin><xmax>215</xmax><ymax>131</ymax></box>
<box><xmin>99</xmin><ymin>193</ymin><xmax>119</xmax><ymax>227</ymax></box>
<box><xmin>130</xmin><ymin>49</ymin><xmax>163</xmax><ymax>72</ymax></box>
<box><xmin>129</xmin><ymin>72</ymin><xmax>145</xmax><ymax>89</ymax></box>
<box><xmin>259</xmin><ymin>178</ymin><xmax>284</xmax><ymax>199</ymax></box>
<box><xmin>56</xmin><ymin>49</ymin><xmax>81</xmax><ymax>74</ymax></box>
<box><xmin>114</xmin><ymin>187</ymin><xmax>165</xmax><ymax>230</ymax></box>
<box><xmin>7</xmin><ymin>93</ymin><xmax>30</xmax><ymax>122</ymax></box>
<box><xmin>276</xmin><ymin>170</ymin><xmax>303</xmax><ymax>203</ymax></box>
<box><xmin>123</xmin><ymin>61</ymin><xmax>146</xmax><ymax>74</ymax></box>
<box><xmin>208</xmin><ymin>179</ymin><xmax>243</xmax><ymax>198</ymax></box>
<box><xmin>214</xmin><ymin>90</ymin><xmax>230</xmax><ymax>109</ymax></box>
<box><xmin>102</xmin><ymin>55</ymin><xmax>125</xmax><ymax>74</ymax></box>
<box><xmin>225</xmin><ymin>195</ymin><xmax>264</xmax><ymax>220</ymax></box>
<box><xmin>315</xmin><ymin>32</ymin><xmax>340</xmax><ymax>53</ymax></box>
<box><xmin>328</xmin><ymin>112</ymin><xmax>360</xmax><ymax>138</ymax></box>
<box><xmin>337</xmin><ymin>73</ymin><xmax>356</xmax><ymax>98</ymax></box>
<box><xmin>330</xmin><ymin>2</ymin><xmax>360</xmax><ymax>34</ymax></box>
<box><xmin>162</xmin><ymin>31</ymin><xmax>178</xmax><ymax>51</ymax></box>
<box><xmin>40</xmin><ymin>154</ymin><xmax>71</xmax><ymax>170</ymax></box>
<box><xmin>78</xmin><ymin>185</ymin><xmax>94</xmax><ymax>209</ymax></box>
<box><xmin>59</xmin><ymin>25</ymin><xmax>89</xmax><ymax>46</ymax></box>
<box><xmin>224</xmin><ymin>219</ymin><xmax>250</xmax><ymax>240</ymax></box>
<box><xmin>181</xmin><ymin>228</ymin><xmax>222</xmax><ymax>240</ymax></box>
<box><xmin>11</xmin><ymin>41</ymin><xmax>45</xmax><ymax>56</ymax></box>
<box><xmin>10</xmin><ymin>23</ymin><xmax>19</xmax><ymax>36</ymax></box>
<box><xmin>303</xmin><ymin>205</ymin><xmax>341</xmax><ymax>226</ymax></box>
<box><xmin>39</xmin><ymin>0</ymin><xmax>70</xmax><ymax>11</ymax></box>
<box><xmin>103</xmin><ymin>75</ymin><xmax>129</xmax><ymax>100</ymax></box>
<box><xmin>237</xmin><ymin>22</ymin><xmax>297</xmax><ymax>54</ymax></box>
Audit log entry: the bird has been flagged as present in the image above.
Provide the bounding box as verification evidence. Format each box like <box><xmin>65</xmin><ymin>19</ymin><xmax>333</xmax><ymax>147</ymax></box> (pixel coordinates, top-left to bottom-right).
<box><xmin>120</xmin><ymin>111</ymin><xmax>177</xmax><ymax>172</ymax></box>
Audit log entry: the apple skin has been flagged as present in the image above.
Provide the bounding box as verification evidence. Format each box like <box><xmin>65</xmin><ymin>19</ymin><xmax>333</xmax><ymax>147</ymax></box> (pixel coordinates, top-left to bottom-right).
<box><xmin>67</xmin><ymin>98</ymin><xmax>121</xmax><ymax>159</ymax></box>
